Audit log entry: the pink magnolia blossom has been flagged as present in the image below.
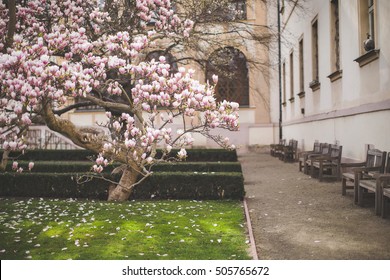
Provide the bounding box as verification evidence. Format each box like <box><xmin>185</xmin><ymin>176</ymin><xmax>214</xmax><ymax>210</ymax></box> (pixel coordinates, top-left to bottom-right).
<box><xmin>28</xmin><ymin>162</ymin><xmax>34</xmax><ymax>171</ymax></box>
<box><xmin>0</xmin><ymin>0</ymin><xmax>239</xmax><ymax>178</ymax></box>
<box><xmin>12</xmin><ymin>161</ymin><xmax>18</xmax><ymax>170</ymax></box>
<box><xmin>177</xmin><ymin>148</ymin><xmax>187</xmax><ymax>159</ymax></box>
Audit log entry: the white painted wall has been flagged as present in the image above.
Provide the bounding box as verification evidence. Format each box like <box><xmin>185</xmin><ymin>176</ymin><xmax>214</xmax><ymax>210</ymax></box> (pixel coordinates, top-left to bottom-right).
<box><xmin>269</xmin><ymin>0</ymin><xmax>390</xmax><ymax>161</ymax></box>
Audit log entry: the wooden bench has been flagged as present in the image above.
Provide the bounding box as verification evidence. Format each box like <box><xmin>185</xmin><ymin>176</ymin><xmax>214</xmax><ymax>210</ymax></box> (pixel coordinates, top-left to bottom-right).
<box><xmin>341</xmin><ymin>148</ymin><xmax>387</xmax><ymax>204</ymax></box>
<box><xmin>279</xmin><ymin>139</ymin><xmax>298</xmax><ymax>162</ymax></box>
<box><xmin>355</xmin><ymin>152</ymin><xmax>389</xmax><ymax>216</ymax></box>
<box><xmin>382</xmin><ymin>179</ymin><xmax>390</xmax><ymax>218</ymax></box>
<box><xmin>304</xmin><ymin>143</ymin><xmax>330</xmax><ymax>176</ymax></box>
<box><xmin>270</xmin><ymin>139</ymin><xmax>286</xmax><ymax>157</ymax></box>
<box><xmin>298</xmin><ymin>142</ymin><xmax>322</xmax><ymax>172</ymax></box>
<box><xmin>307</xmin><ymin>144</ymin><xmax>342</xmax><ymax>181</ymax></box>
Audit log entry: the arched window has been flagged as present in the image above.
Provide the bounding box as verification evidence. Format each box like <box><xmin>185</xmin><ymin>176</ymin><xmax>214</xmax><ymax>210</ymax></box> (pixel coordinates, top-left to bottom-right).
<box><xmin>206</xmin><ymin>47</ymin><xmax>249</xmax><ymax>106</ymax></box>
<box><xmin>146</xmin><ymin>50</ymin><xmax>178</xmax><ymax>74</ymax></box>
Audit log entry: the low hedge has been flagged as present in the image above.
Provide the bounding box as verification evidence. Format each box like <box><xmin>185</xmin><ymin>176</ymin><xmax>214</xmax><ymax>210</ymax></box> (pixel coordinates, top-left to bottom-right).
<box><xmin>0</xmin><ymin>171</ymin><xmax>244</xmax><ymax>200</ymax></box>
<box><xmin>2</xmin><ymin>148</ymin><xmax>238</xmax><ymax>162</ymax></box>
<box><xmin>4</xmin><ymin>161</ymin><xmax>242</xmax><ymax>173</ymax></box>
<box><xmin>152</xmin><ymin>162</ymin><xmax>242</xmax><ymax>173</ymax></box>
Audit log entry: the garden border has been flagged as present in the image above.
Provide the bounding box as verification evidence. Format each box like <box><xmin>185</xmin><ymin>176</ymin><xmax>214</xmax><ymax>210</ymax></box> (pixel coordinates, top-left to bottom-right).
<box><xmin>243</xmin><ymin>197</ymin><xmax>258</xmax><ymax>260</ymax></box>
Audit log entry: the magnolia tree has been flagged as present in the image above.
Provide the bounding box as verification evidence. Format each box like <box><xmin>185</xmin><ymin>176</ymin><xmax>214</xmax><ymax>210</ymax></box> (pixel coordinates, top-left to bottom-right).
<box><xmin>0</xmin><ymin>0</ymin><xmax>239</xmax><ymax>201</ymax></box>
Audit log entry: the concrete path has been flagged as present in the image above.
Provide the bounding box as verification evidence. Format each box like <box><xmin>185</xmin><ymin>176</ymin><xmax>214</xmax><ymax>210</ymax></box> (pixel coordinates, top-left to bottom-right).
<box><xmin>238</xmin><ymin>149</ymin><xmax>390</xmax><ymax>260</ymax></box>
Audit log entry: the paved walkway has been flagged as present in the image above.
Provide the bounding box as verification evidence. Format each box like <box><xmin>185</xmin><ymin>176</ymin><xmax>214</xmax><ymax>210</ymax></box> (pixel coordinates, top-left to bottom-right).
<box><xmin>238</xmin><ymin>149</ymin><xmax>390</xmax><ymax>260</ymax></box>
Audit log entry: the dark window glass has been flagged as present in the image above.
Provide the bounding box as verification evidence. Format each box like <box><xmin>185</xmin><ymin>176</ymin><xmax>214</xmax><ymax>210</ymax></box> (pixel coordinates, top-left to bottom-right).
<box><xmin>146</xmin><ymin>50</ymin><xmax>178</xmax><ymax>74</ymax></box>
<box><xmin>206</xmin><ymin>47</ymin><xmax>249</xmax><ymax>106</ymax></box>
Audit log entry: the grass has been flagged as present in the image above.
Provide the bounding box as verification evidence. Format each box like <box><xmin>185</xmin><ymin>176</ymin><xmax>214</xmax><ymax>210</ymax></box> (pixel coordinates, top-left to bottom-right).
<box><xmin>0</xmin><ymin>198</ymin><xmax>250</xmax><ymax>260</ymax></box>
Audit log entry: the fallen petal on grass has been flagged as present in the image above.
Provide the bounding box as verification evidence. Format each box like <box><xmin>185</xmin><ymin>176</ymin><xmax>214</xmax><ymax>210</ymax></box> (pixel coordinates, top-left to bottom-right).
<box><xmin>0</xmin><ymin>198</ymin><xmax>250</xmax><ymax>260</ymax></box>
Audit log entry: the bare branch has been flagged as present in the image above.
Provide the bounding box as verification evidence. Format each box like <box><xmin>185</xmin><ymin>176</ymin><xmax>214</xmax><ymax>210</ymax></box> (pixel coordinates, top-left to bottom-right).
<box><xmin>53</xmin><ymin>101</ymin><xmax>95</xmax><ymax>115</ymax></box>
<box><xmin>3</xmin><ymin>0</ymin><xmax>16</xmax><ymax>53</ymax></box>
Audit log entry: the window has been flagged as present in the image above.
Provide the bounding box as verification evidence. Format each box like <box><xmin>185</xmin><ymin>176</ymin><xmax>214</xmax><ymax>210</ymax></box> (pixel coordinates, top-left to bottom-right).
<box><xmin>309</xmin><ymin>18</ymin><xmax>320</xmax><ymax>91</ymax></box>
<box><xmin>368</xmin><ymin>0</ymin><xmax>375</xmax><ymax>44</ymax></box>
<box><xmin>98</xmin><ymin>0</ymin><xmax>105</xmax><ymax>9</ymax></box>
<box><xmin>228</xmin><ymin>0</ymin><xmax>247</xmax><ymax>20</ymax></box>
<box><xmin>331</xmin><ymin>0</ymin><xmax>340</xmax><ymax>71</ymax></box>
<box><xmin>289</xmin><ymin>51</ymin><xmax>294</xmax><ymax>102</ymax></box>
<box><xmin>359</xmin><ymin>0</ymin><xmax>376</xmax><ymax>51</ymax></box>
<box><xmin>328</xmin><ymin>0</ymin><xmax>342</xmax><ymax>81</ymax></box>
<box><xmin>282</xmin><ymin>62</ymin><xmax>286</xmax><ymax>105</ymax></box>
<box><xmin>147</xmin><ymin>4</ymin><xmax>178</xmax><ymax>26</ymax></box>
<box><xmin>298</xmin><ymin>38</ymin><xmax>305</xmax><ymax>97</ymax></box>
<box><xmin>211</xmin><ymin>0</ymin><xmax>247</xmax><ymax>21</ymax></box>
<box><xmin>146</xmin><ymin>50</ymin><xmax>178</xmax><ymax>74</ymax></box>
<box><xmin>280</xmin><ymin>0</ymin><xmax>285</xmax><ymax>14</ymax></box>
<box><xmin>355</xmin><ymin>0</ymin><xmax>379</xmax><ymax>66</ymax></box>
<box><xmin>206</xmin><ymin>47</ymin><xmax>249</xmax><ymax>106</ymax></box>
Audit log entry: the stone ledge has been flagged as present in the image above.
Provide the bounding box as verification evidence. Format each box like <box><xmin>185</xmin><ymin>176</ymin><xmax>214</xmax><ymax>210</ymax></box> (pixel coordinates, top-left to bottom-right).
<box><xmin>354</xmin><ymin>49</ymin><xmax>380</xmax><ymax>67</ymax></box>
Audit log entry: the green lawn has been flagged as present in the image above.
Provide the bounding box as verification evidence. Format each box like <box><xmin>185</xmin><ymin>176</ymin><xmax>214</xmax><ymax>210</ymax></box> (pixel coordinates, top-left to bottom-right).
<box><xmin>0</xmin><ymin>198</ymin><xmax>250</xmax><ymax>260</ymax></box>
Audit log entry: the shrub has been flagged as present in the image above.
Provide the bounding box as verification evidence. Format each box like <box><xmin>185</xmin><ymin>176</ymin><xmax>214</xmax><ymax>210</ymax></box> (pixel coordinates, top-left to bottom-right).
<box><xmin>0</xmin><ymin>171</ymin><xmax>244</xmax><ymax>200</ymax></box>
<box><xmin>1</xmin><ymin>148</ymin><xmax>238</xmax><ymax>162</ymax></box>
<box><xmin>4</xmin><ymin>161</ymin><xmax>242</xmax><ymax>173</ymax></box>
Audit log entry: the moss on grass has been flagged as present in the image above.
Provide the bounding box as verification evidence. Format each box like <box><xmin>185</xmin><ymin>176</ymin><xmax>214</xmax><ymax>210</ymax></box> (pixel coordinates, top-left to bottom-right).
<box><xmin>0</xmin><ymin>198</ymin><xmax>250</xmax><ymax>260</ymax></box>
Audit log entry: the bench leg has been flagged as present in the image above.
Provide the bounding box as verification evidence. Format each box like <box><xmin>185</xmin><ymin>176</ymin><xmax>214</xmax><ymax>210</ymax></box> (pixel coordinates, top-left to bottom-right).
<box><xmin>304</xmin><ymin>161</ymin><xmax>308</xmax><ymax>174</ymax></box>
<box><xmin>354</xmin><ymin>174</ymin><xmax>359</xmax><ymax>204</ymax></box>
<box><xmin>310</xmin><ymin>163</ymin><xmax>315</xmax><ymax>178</ymax></box>
<box><xmin>382</xmin><ymin>196</ymin><xmax>389</xmax><ymax>218</ymax></box>
<box><xmin>375</xmin><ymin>181</ymin><xmax>382</xmax><ymax>216</ymax></box>
<box><xmin>357</xmin><ymin>184</ymin><xmax>364</xmax><ymax>206</ymax></box>
<box><xmin>375</xmin><ymin>193</ymin><xmax>381</xmax><ymax>216</ymax></box>
<box><xmin>318</xmin><ymin>162</ymin><xmax>323</xmax><ymax>182</ymax></box>
<box><xmin>342</xmin><ymin>178</ymin><xmax>347</xmax><ymax>196</ymax></box>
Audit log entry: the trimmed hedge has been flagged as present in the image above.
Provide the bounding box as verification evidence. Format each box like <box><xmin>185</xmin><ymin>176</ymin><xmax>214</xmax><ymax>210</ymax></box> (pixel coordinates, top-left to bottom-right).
<box><xmin>0</xmin><ymin>172</ymin><xmax>245</xmax><ymax>200</ymax></box>
<box><xmin>2</xmin><ymin>148</ymin><xmax>238</xmax><ymax>162</ymax></box>
<box><xmin>152</xmin><ymin>162</ymin><xmax>242</xmax><ymax>173</ymax></box>
<box><xmin>4</xmin><ymin>161</ymin><xmax>242</xmax><ymax>173</ymax></box>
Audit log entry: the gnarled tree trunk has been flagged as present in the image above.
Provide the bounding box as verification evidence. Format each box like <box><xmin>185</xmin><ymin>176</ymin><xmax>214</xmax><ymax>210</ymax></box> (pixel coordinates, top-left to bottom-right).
<box><xmin>0</xmin><ymin>150</ymin><xmax>10</xmax><ymax>172</ymax></box>
<box><xmin>107</xmin><ymin>167</ymin><xmax>140</xmax><ymax>201</ymax></box>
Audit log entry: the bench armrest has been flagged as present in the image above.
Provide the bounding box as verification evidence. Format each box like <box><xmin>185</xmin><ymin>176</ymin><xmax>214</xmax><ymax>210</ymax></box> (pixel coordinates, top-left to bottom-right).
<box><xmin>299</xmin><ymin>151</ymin><xmax>320</xmax><ymax>157</ymax></box>
<box><xmin>340</xmin><ymin>162</ymin><xmax>366</xmax><ymax>168</ymax></box>
<box><xmin>372</xmin><ymin>173</ymin><xmax>390</xmax><ymax>181</ymax></box>
<box><xmin>352</xmin><ymin>166</ymin><xmax>382</xmax><ymax>173</ymax></box>
<box><xmin>311</xmin><ymin>155</ymin><xmax>339</xmax><ymax>162</ymax></box>
<box><xmin>308</xmin><ymin>153</ymin><xmax>328</xmax><ymax>159</ymax></box>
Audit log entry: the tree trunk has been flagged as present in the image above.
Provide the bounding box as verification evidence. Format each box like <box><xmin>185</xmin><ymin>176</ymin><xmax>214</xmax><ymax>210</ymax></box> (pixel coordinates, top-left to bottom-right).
<box><xmin>0</xmin><ymin>150</ymin><xmax>10</xmax><ymax>171</ymax></box>
<box><xmin>4</xmin><ymin>0</ymin><xmax>16</xmax><ymax>53</ymax></box>
<box><xmin>107</xmin><ymin>167</ymin><xmax>139</xmax><ymax>202</ymax></box>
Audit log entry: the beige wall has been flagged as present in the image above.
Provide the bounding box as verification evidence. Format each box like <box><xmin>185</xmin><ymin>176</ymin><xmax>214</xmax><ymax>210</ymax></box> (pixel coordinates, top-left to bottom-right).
<box><xmin>68</xmin><ymin>0</ymin><xmax>273</xmax><ymax>148</ymax></box>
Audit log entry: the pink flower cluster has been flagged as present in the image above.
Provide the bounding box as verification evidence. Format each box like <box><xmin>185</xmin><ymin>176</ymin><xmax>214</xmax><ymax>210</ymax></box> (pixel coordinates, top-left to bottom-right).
<box><xmin>93</xmin><ymin>153</ymin><xmax>109</xmax><ymax>173</ymax></box>
<box><xmin>0</xmin><ymin>0</ymin><xmax>238</xmax><ymax>176</ymax></box>
<box><xmin>131</xmin><ymin>60</ymin><xmax>239</xmax><ymax>132</ymax></box>
<box><xmin>136</xmin><ymin>0</ymin><xmax>193</xmax><ymax>36</ymax></box>
<box><xmin>101</xmin><ymin>112</ymin><xmax>174</xmax><ymax>169</ymax></box>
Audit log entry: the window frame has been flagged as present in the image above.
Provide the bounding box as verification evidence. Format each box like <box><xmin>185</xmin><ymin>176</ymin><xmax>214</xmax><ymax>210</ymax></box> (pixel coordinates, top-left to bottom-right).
<box><xmin>228</xmin><ymin>0</ymin><xmax>247</xmax><ymax>21</ymax></box>
<box><xmin>328</xmin><ymin>0</ymin><xmax>343</xmax><ymax>82</ymax></box>
<box><xmin>289</xmin><ymin>51</ymin><xmax>295</xmax><ymax>103</ymax></box>
<box><xmin>282</xmin><ymin>61</ymin><xmax>287</xmax><ymax>106</ymax></box>
<box><xmin>298</xmin><ymin>37</ymin><xmax>305</xmax><ymax>98</ymax></box>
<box><xmin>309</xmin><ymin>17</ymin><xmax>320</xmax><ymax>91</ymax></box>
<box><xmin>206</xmin><ymin>47</ymin><xmax>250</xmax><ymax>107</ymax></box>
<box><xmin>354</xmin><ymin>0</ymin><xmax>380</xmax><ymax>67</ymax></box>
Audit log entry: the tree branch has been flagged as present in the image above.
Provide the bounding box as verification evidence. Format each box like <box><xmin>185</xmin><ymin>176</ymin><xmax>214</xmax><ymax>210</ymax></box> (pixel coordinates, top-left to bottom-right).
<box><xmin>3</xmin><ymin>0</ymin><xmax>16</xmax><ymax>53</ymax></box>
<box><xmin>53</xmin><ymin>101</ymin><xmax>95</xmax><ymax>115</ymax></box>
<box><xmin>83</xmin><ymin>94</ymin><xmax>134</xmax><ymax>114</ymax></box>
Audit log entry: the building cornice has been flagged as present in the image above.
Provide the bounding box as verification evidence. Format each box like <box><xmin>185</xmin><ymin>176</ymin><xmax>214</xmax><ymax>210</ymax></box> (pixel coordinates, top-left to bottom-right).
<box><xmin>282</xmin><ymin>99</ymin><xmax>390</xmax><ymax>126</ymax></box>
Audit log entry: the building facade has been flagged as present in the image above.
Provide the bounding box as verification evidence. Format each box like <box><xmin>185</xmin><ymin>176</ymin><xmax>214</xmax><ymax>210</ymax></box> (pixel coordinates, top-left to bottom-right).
<box><xmin>269</xmin><ymin>0</ymin><xmax>390</xmax><ymax>161</ymax></box>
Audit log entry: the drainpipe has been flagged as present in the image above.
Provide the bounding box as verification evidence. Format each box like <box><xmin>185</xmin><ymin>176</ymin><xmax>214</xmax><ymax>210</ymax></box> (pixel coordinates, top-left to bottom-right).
<box><xmin>277</xmin><ymin>0</ymin><xmax>283</xmax><ymax>140</ymax></box>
